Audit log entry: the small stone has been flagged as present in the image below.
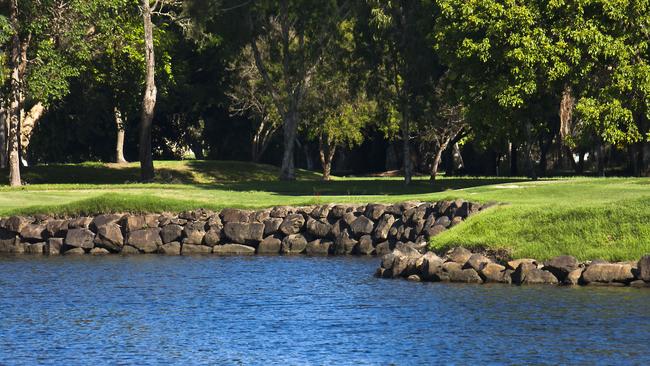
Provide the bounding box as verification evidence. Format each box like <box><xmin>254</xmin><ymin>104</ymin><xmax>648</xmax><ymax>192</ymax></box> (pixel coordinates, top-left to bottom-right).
<box><xmin>120</xmin><ymin>245</ymin><xmax>141</xmax><ymax>255</ymax></box>
<box><xmin>63</xmin><ymin>247</ymin><xmax>86</xmax><ymax>255</ymax></box>
<box><xmin>181</xmin><ymin>244</ymin><xmax>212</xmax><ymax>255</ymax></box>
<box><xmin>213</xmin><ymin>244</ymin><xmax>255</xmax><ymax>256</ymax></box>
<box><xmin>407</xmin><ymin>274</ymin><xmax>421</xmax><ymax>282</ymax></box>
<box><xmin>90</xmin><ymin>247</ymin><xmax>110</xmax><ymax>255</ymax></box>
<box><xmin>565</xmin><ymin>268</ymin><xmax>584</xmax><ymax>285</ymax></box>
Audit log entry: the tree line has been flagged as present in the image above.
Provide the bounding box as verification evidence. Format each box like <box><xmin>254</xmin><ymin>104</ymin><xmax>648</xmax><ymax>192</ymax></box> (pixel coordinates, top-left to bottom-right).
<box><xmin>1</xmin><ymin>0</ymin><xmax>649</xmax><ymax>186</ymax></box>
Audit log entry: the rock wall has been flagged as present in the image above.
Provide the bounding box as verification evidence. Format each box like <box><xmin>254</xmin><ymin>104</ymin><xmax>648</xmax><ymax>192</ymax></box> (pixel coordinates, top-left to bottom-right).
<box><xmin>0</xmin><ymin>200</ymin><xmax>488</xmax><ymax>256</ymax></box>
<box><xmin>378</xmin><ymin>246</ymin><xmax>650</xmax><ymax>288</ymax></box>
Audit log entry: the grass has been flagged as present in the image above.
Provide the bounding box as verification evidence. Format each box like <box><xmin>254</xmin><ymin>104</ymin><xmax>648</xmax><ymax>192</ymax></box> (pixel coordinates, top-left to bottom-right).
<box><xmin>3</xmin><ymin>160</ymin><xmax>650</xmax><ymax>261</ymax></box>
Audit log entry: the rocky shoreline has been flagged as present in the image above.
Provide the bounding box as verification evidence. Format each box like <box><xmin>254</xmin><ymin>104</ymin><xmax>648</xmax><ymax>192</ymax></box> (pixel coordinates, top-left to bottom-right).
<box><xmin>0</xmin><ymin>200</ymin><xmax>487</xmax><ymax>257</ymax></box>
<box><xmin>377</xmin><ymin>246</ymin><xmax>650</xmax><ymax>288</ymax></box>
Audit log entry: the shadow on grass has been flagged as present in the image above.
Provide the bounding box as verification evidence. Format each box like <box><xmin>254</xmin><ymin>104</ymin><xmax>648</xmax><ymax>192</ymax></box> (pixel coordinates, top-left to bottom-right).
<box><xmin>2</xmin><ymin>160</ymin><xmax>528</xmax><ymax>196</ymax></box>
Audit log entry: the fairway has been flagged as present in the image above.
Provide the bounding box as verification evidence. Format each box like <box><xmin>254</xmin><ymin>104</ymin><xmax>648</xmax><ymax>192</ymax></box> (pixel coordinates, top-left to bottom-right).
<box><xmin>3</xmin><ymin>161</ymin><xmax>650</xmax><ymax>261</ymax></box>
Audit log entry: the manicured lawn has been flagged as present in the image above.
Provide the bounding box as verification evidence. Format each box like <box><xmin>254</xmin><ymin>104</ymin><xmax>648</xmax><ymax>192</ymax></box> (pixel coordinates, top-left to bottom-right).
<box><xmin>3</xmin><ymin>160</ymin><xmax>650</xmax><ymax>261</ymax></box>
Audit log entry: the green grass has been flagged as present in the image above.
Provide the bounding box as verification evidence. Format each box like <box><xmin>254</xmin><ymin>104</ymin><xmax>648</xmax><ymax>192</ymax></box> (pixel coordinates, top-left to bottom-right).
<box><xmin>3</xmin><ymin>160</ymin><xmax>650</xmax><ymax>261</ymax></box>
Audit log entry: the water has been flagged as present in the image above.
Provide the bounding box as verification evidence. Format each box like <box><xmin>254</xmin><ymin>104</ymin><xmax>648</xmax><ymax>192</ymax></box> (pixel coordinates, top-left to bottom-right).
<box><xmin>0</xmin><ymin>256</ymin><xmax>649</xmax><ymax>365</ymax></box>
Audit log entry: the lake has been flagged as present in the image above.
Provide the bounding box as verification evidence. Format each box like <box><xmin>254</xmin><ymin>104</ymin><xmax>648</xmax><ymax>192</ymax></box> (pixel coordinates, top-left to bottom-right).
<box><xmin>0</xmin><ymin>255</ymin><xmax>649</xmax><ymax>365</ymax></box>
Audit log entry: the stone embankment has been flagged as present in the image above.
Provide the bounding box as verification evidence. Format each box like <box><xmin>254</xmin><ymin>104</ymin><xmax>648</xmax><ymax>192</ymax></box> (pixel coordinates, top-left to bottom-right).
<box><xmin>377</xmin><ymin>246</ymin><xmax>650</xmax><ymax>288</ymax></box>
<box><xmin>0</xmin><ymin>200</ymin><xmax>487</xmax><ymax>256</ymax></box>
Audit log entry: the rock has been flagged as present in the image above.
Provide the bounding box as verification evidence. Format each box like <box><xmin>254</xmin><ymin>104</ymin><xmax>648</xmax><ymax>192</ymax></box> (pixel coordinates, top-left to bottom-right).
<box><xmin>479</xmin><ymin>263</ymin><xmax>510</xmax><ymax>283</ymax></box>
<box><xmin>270</xmin><ymin>206</ymin><xmax>291</xmax><ymax>218</ymax></box>
<box><xmin>565</xmin><ymin>268</ymin><xmax>584</xmax><ymax>285</ymax></box>
<box><xmin>127</xmin><ymin>228</ymin><xmax>162</xmax><ymax>253</ymax></box>
<box><xmin>395</xmin><ymin>242</ymin><xmax>423</xmax><ymax>257</ymax></box>
<box><xmin>637</xmin><ymin>255</ymin><xmax>650</xmax><ymax>281</ymax></box>
<box><xmin>630</xmin><ymin>280</ymin><xmax>650</xmax><ymax>288</ymax></box>
<box><xmin>279</xmin><ymin>214</ymin><xmax>305</xmax><ymax>235</ymax></box>
<box><xmin>220</xmin><ymin>208</ymin><xmax>251</xmax><ymax>223</ymax></box>
<box><xmin>464</xmin><ymin>253</ymin><xmax>492</xmax><ymax>272</ymax></box>
<box><xmin>121</xmin><ymin>215</ymin><xmax>157</xmax><ymax>232</ymax></box>
<box><xmin>25</xmin><ymin>243</ymin><xmax>45</xmax><ymax>255</ymax></box>
<box><xmin>94</xmin><ymin>223</ymin><xmax>124</xmax><ymax>252</ymax></box>
<box><xmin>342</xmin><ymin>212</ymin><xmax>357</xmax><ymax>226</ymax></box>
<box><xmin>120</xmin><ymin>245</ymin><xmax>141</xmax><ymax>255</ymax></box>
<box><xmin>441</xmin><ymin>262</ymin><xmax>483</xmax><ymax>283</ymax></box>
<box><xmin>159</xmin><ymin>242</ymin><xmax>181</xmax><ymax>255</ymax></box>
<box><xmin>255</xmin><ymin>236</ymin><xmax>280</xmax><ymax>254</ymax></box>
<box><xmin>310</xmin><ymin>205</ymin><xmax>331</xmax><ymax>219</ymax></box>
<box><xmin>356</xmin><ymin>235</ymin><xmax>375</xmax><ymax>255</ymax></box>
<box><xmin>329</xmin><ymin>219</ymin><xmax>347</xmax><ymax>239</ymax></box>
<box><xmin>250</xmin><ymin>210</ymin><xmax>270</xmax><ymax>223</ymax></box>
<box><xmin>263</xmin><ymin>218</ymin><xmax>283</xmax><ymax>236</ymax></box>
<box><xmin>213</xmin><ymin>244</ymin><xmax>256</xmax><ymax>256</ymax></box>
<box><xmin>183</xmin><ymin>221</ymin><xmax>207</xmax><ymax>245</ymax></box>
<box><xmin>160</xmin><ymin>224</ymin><xmax>183</xmax><ymax>244</ymax></box>
<box><xmin>203</xmin><ymin>229</ymin><xmax>221</xmax><ymax>246</ymax></box>
<box><xmin>421</xmin><ymin>252</ymin><xmax>445</xmax><ymax>281</ymax></box>
<box><xmin>543</xmin><ymin>255</ymin><xmax>579</xmax><ymax>282</ymax></box>
<box><xmin>181</xmin><ymin>244</ymin><xmax>212</xmax><ymax>255</ymax></box>
<box><xmin>407</xmin><ymin>275</ymin><xmax>421</xmax><ymax>282</ymax></box>
<box><xmin>513</xmin><ymin>263</ymin><xmax>558</xmax><ymax>285</ymax></box>
<box><xmin>46</xmin><ymin>220</ymin><xmax>68</xmax><ymax>237</ymax></box>
<box><xmin>305</xmin><ymin>239</ymin><xmax>332</xmax><ymax>256</ymax></box>
<box><xmin>334</xmin><ymin>230</ymin><xmax>358</xmax><ymax>255</ymax></box>
<box><xmin>424</xmin><ymin>224</ymin><xmax>446</xmax><ymax>239</ymax></box>
<box><xmin>19</xmin><ymin>224</ymin><xmax>47</xmax><ymax>242</ymax></box>
<box><xmin>373</xmin><ymin>214</ymin><xmax>395</xmax><ymax>241</ymax></box>
<box><xmin>45</xmin><ymin>238</ymin><xmax>63</xmax><ymax>255</ymax></box>
<box><xmin>90</xmin><ymin>214</ymin><xmax>123</xmax><ymax>231</ymax></box>
<box><xmin>447</xmin><ymin>247</ymin><xmax>472</xmax><ymax>264</ymax></box>
<box><xmin>281</xmin><ymin>234</ymin><xmax>308</xmax><ymax>255</ymax></box>
<box><xmin>90</xmin><ymin>247</ymin><xmax>110</xmax><ymax>255</ymax></box>
<box><xmin>65</xmin><ymin>228</ymin><xmax>95</xmax><ymax>249</ymax></box>
<box><xmin>506</xmin><ymin>258</ymin><xmax>539</xmax><ymax>270</ymax></box>
<box><xmin>63</xmin><ymin>247</ymin><xmax>85</xmax><ymax>255</ymax></box>
<box><xmin>375</xmin><ymin>241</ymin><xmax>392</xmax><ymax>256</ymax></box>
<box><xmin>581</xmin><ymin>263</ymin><xmax>634</xmax><ymax>284</ymax></box>
<box><xmin>179</xmin><ymin>209</ymin><xmax>214</xmax><ymax>221</ymax></box>
<box><xmin>4</xmin><ymin>216</ymin><xmax>31</xmax><ymax>233</ymax></box>
<box><xmin>349</xmin><ymin>216</ymin><xmax>374</xmax><ymax>236</ymax></box>
<box><xmin>364</xmin><ymin>204</ymin><xmax>386</xmax><ymax>221</ymax></box>
<box><xmin>223</xmin><ymin>222</ymin><xmax>265</xmax><ymax>244</ymax></box>
<box><xmin>434</xmin><ymin>216</ymin><xmax>451</xmax><ymax>228</ymax></box>
<box><xmin>206</xmin><ymin>215</ymin><xmax>223</xmax><ymax>231</ymax></box>
<box><xmin>306</xmin><ymin>218</ymin><xmax>332</xmax><ymax>238</ymax></box>
<box><xmin>329</xmin><ymin>205</ymin><xmax>349</xmax><ymax>219</ymax></box>
<box><xmin>450</xmin><ymin>216</ymin><xmax>463</xmax><ymax>227</ymax></box>
<box><xmin>68</xmin><ymin>217</ymin><xmax>94</xmax><ymax>229</ymax></box>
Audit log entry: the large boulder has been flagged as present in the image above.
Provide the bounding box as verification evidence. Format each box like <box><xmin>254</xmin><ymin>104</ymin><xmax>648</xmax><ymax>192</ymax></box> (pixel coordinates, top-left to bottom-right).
<box><xmin>181</xmin><ymin>244</ymin><xmax>212</xmax><ymax>255</ymax></box>
<box><xmin>440</xmin><ymin>262</ymin><xmax>483</xmax><ymax>283</ymax></box>
<box><xmin>305</xmin><ymin>239</ymin><xmax>332</xmax><ymax>256</ymax></box>
<box><xmin>421</xmin><ymin>252</ymin><xmax>445</xmax><ymax>281</ymax></box>
<box><xmin>213</xmin><ymin>244</ymin><xmax>255</xmax><ymax>256</ymax></box>
<box><xmin>220</xmin><ymin>208</ymin><xmax>251</xmax><ymax>223</ymax></box>
<box><xmin>637</xmin><ymin>255</ymin><xmax>650</xmax><ymax>281</ymax></box>
<box><xmin>19</xmin><ymin>224</ymin><xmax>47</xmax><ymax>242</ymax></box>
<box><xmin>446</xmin><ymin>247</ymin><xmax>472</xmax><ymax>264</ymax></box>
<box><xmin>94</xmin><ymin>223</ymin><xmax>124</xmax><ymax>252</ymax></box>
<box><xmin>349</xmin><ymin>216</ymin><xmax>374</xmax><ymax>236</ymax></box>
<box><xmin>46</xmin><ymin>220</ymin><xmax>68</xmax><ymax>237</ymax></box>
<box><xmin>464</xmin><ymin>253</ymin><xmax>492</xmax><ymax>272</ymax></box>
<box><xmin>279</xmin><ymin>214</ymin><xmax>305</xmax><ymax>235</ymax></box>
<box><xmin>127</xmin><ymin>228</ymin><xmax>162</xmax><ymax>253</ymax></box>
<box><xmin>513</xmin><ymin>263</ymin><xmax>558</xmax><ymax>285</ymax></box>
<box><xmin>329</xmin><ymin>205</ymin><xmax>350</xmax><ymax>219</ymax></box>
<box><xmin>4</xmin><ymin>216</ymin><xmax>31</xmax><ymax>233</ymax></box>
<box><xmin>183</xmin><ymin>221</ymin><xmax>206</xmax><ymax>245</ymax></box>
<box><xmin>479</xmin><ymin>263</ymin><xmax>511</xmax><ymax>284</ymax></box>
<box><xmin>65</xmin><ymin>228</ymin><xmax>95</xmax><ymax>249</ymax></box>
<box><xmin>356</xmin><ymin>235</ymin><xmax>375</xmax><ymax>255</ymax></box>
<box><xmin>120</xmin><ymin>215</ymin><xmax>158</xmax><ymax>232</ymax></box>
<box><xmin>373</xmin><ymin>214</ymin><xmax>395</xmax><ymax>241</ymax></box>
<box><xmin>434</xmin><ymin>216</ymin><xmax>451</xmax><ymax>228</ymax></box>
<box><xmin>263</xmin><ymin>218</ymin><xmax>283</xmax><ymax>236</ymax></box>
<box><xmin>281</xmin><ymin>234</ymin><xmax>308</xmax><ymax>255</ymax></box>
<box><xmin>306</xmin><ymin>218</ymin><xmax>332</xmax><ymax>238</ymax></box>
<box><xmin>25</xmin><ymin>243</ymin><xmax>45</xmax><ymax>255</ymax></box>
<box><xmin>424</xmin><ymin>225</ymin><xmax>446</xmax><ymax>239</ymax></box>
<box><xmin>258</xmin><ymin>236</ymin><xmax>282</xmax><ymax>254</ymax></box>
<box><xmin>45</xmin><ymin>238</ymin><xmax>63</xmax><ymax>255</ymax></box>
<box><xmin>223</xmin><ymin>222</ymin><xmax>264</xmax><ymax>244</ymax></box>
<box><xmin>310</xmin><ymin>205</ymin><xmax>331</xmax><ymax>219</ymax></box>
<box><xmin>565</xmin><ymin>268</ymin><xmax>584</xmax><ymax>285</ymax></box>
<box><xmin>375</xmin><ymin>241</ymin><xmax>392</xmax><ymax>256</ymax></box>
<box><xmin>203</xmin><ymin>229</ymin><xmax>221</xmax><ymax>247</ymax></box>
<box><xmin>543</xmin><ymin>255</ymin><xmax>579</xmax><ymax>282</ymax></box>
<box><xmin>506</xmin><ymin>258</ymin><xmax>539</xmax><ymax>270</ymax></box>
<box><xmin>160</xmin><ymin>224</ymin><xmax>184</xmax><ymax>244</ymax></box>
<box><xmin>334</xmin><ymin>230</ymin><xmax>358</xmax><ymax>255</ymax></box>
<box><xmin>90</xmin><ymin>214</ymin><xmax>123</xmax><ymax>232</ymax></box>
<box><xmin>364</xmin><ymin>204</ymin><xmax>386</xmax><ymax>221</ymax></box>
<box><xmin>581</xmin><ymin>263</ymin><xmax>634</xmax><ymax>285</ymax></box>
<box><xmin>270</xmin><ymin>206</ymin><xmax>291</xmax><ymax>218</ymax></box>
<box><xmin>159</xmin><ymin>242</ymin><xmax>181</xmax><ymax>255</ymax></box>
<box><xmin>90</xmin><ymin>247</ymin><xmax>110</xmax><ymax>256</ymax></box>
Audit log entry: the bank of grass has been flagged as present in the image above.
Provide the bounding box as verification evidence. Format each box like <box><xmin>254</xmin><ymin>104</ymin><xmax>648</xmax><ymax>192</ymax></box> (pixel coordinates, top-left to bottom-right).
<box><xmin>3</xmin><ymin>160</ymin><xmax>650</xmax><ymax>261</ymax></box>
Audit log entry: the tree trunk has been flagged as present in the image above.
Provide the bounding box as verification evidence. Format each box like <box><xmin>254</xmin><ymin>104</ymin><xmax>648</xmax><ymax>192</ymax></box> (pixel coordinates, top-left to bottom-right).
<box><xmin>139</xmin><ymin>0</ymin><xmax>156</xmax><ymax>181</ymax></box>
<box><xmin>0</xmin><ymin>103</ymin><xmax>6</xmax><ymax>169</ymax></box>
<box><xmin>19</xmin><ymin>101</ymin><xmax>45</xmax><ymax>165</ymax></box>
<box><xmin>319</xmin><ymin>136</ymin><xmax>336</xmax><ymax>181</ymax></box>
<box><xmin>8</xmin><ymin>0</ymin><xmax>22</xmax><ymax>186</ymax></box>
<box><xmin>510</xmin><ymin>143</ymin><xmax>518</xmax><ymax>176</ymax></box>
<box><xmin>279</xmin><ymin>107</ymin><xmax>298</xmax><ymax>180</ymax></box>
<box><xmin>596</xmin><ymin>141</ymin><xmax>605</xmax><ymax>177</ymax></box>
<box><xmin>114</xmin><ymin>106</ymin><xmax>128</xmax><ymax>164</ymax></box>
<box><xmin>430</xmin><ymin>143</ymin><xmax>447</xmax><ymax>181</ymax></box>
<box><xmin>401</xmin><ymin>104</ymin><xmax>412</xmax><ymax>184</ymax></box>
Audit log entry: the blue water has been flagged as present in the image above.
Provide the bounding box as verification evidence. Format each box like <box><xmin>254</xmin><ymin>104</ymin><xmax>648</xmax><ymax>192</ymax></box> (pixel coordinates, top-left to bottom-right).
<box><xmin>0</xmin><ymin>256</ymin><xmax>649</xmax><ymax>365</ymax></box>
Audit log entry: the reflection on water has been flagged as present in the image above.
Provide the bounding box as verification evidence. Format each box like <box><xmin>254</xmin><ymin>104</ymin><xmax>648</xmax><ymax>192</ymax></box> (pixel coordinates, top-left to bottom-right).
<box><xmin>0</xmin><ymin>255</ymin><xmax>649</xmax><ymax>365</ymax></box>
